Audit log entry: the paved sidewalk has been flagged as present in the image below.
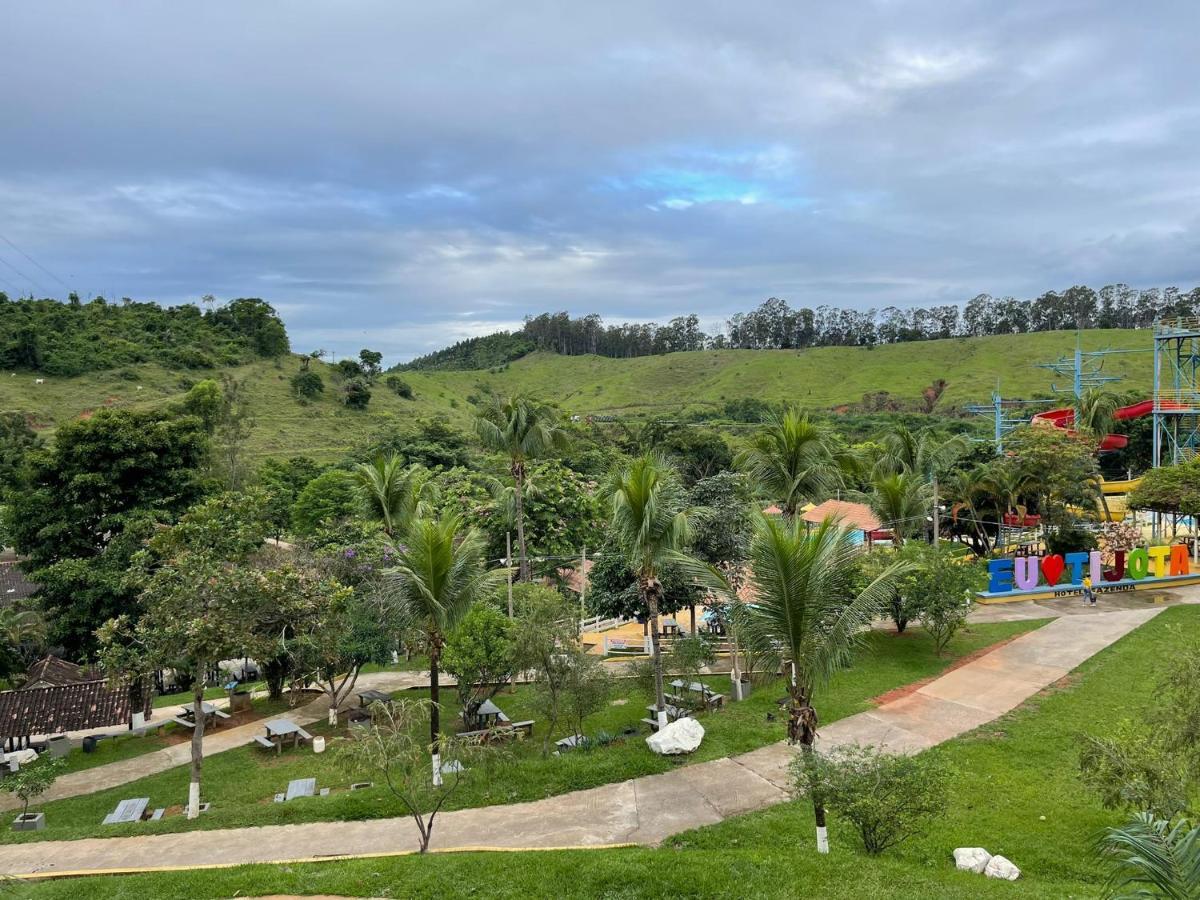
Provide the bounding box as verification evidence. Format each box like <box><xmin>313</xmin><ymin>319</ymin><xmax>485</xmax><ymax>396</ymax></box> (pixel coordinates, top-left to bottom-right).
<box><xmin>0</xmin><ymin>604</ymin><xmax>1165</xmax><ymax>876</ymax></box>
<box><xmin>0</xmin><ymin>670</ymin><xmax>437</xmax><ymax>813</ymax></box>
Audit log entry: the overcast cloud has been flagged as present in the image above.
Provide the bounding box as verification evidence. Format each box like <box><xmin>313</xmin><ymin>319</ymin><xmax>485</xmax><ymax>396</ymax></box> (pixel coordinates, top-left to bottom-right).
<box><xmin>1</xmin><ymin>2</ymin><xmax>1197</xmax><ymax>362</ymax></box>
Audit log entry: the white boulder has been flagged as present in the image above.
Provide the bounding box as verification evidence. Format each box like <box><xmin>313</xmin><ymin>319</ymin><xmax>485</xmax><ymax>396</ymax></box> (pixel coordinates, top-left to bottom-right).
<box><xmin>984</xmin><ymin>855</ymin><xmax>1021</xmax><ymax>881</ymax></box>
<box><xmin>646</xmin><ymin>717</ymin><xmax>705</xmax><ymax>755</ymax></box>
<box><xmin>953</xmin><ymin>847</ymin><xmax>992</xmax><ymax>874</ymax></box>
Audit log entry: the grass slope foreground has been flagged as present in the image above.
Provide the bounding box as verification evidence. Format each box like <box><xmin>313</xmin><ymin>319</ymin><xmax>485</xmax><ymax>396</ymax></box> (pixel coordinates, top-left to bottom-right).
<box><xmin>0</xmin><ymin>328</ymin><xmax>1154</xmax><ymax>461</ymax></box>
<box><xmin>26</xmin><ymin>605</ymin><xmax>1196</xmax><ymax>900</ymax></box>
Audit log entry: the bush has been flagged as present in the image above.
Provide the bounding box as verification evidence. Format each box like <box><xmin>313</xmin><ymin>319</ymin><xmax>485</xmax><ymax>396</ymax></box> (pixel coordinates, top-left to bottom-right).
<box><xmin>291</xmin><ymin>370</ymin><xmax>324</xmax><ymax>400</ymax></box>
<box><xmin>794</xmin><ymin>743</ymin><xmax>950</xmax><ymax>855</ymax></box>
<box><xmin>343</xmin><ymin>379</ymin><xmax>371</xmax><ymax>409</ymax></box>
<box><xmin>1046</xmin><ymin>524</ymin><xmax>1099</xmax><ymax>556</ymax></box>
<box><xmin>385</xmin><ymin>376</ymin><xmax>414</xmax><ymax>400</ymax></box>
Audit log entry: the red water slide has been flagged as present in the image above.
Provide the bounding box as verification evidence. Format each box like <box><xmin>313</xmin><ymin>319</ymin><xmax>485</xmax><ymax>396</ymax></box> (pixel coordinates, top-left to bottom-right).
<box><xmin>1031</xmin><ymin>399</ymin><xmax>1156</xmax><ymax>451</ymax></box>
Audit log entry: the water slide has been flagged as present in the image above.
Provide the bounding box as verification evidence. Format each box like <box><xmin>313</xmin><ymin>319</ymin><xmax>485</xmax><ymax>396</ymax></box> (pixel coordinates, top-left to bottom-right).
<box><xmin>1031</xmin><ymin>398</ymin><xmax>1156</xmax><ymax>451</ymax></box>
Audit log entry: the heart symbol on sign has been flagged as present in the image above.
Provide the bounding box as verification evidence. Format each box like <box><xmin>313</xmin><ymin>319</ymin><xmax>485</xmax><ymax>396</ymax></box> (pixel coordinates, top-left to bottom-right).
<box><xmin>1041</xmin><ymin>554</ymin><xmax>1065</xmax><ymax>586</ymax></box>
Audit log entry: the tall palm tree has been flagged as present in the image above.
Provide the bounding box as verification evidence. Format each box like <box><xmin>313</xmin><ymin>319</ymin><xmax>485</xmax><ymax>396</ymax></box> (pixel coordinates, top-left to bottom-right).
<box><xmin>606</xmin><ymin>453</ymin><xmax>714</xmax><ymax>729</ymax></box>
<box><xmin>871</xmin><ymin>424</ymin><xmax>969</xmax><ymax>479</ymax></box>
<box><xmin>737</xmin><ymin>407</ymin><xmax>852</xmax><ymax>517</ymax></box>
<box><xmin>1097</xmin><ymin>813</ymin><xmax>1200</xmax><ymax>899</ymax></box>
<box><xmin>941</xmin><ymin>468</ymin><xmax>991</xmax><ymax>554</ymax></box>
<box><xmin>474</xmin><ymin>395</ymin><xmax>570</xmax><ymax>581</ymax></box>
<box><xmin>979</xmin><ymin>462</ymin><xmax>1037</xmax><ymax>519</ymax></box>
<box><xmin>1078</xmin><ymin>389</ymin><xmax>1121</xmax><ymax>522</ymax></box>
<box><xmin>860</xmin><ymin>472</ymin><xmax>932</xmax><ymax>545</ymax></box>
<box><xmin>352</xmin><ymin>454</ymin><xmax>437</xmax><ymax>538</ymax></box>
<box><xmin>378</xmin><ymin>512</ymin><xmax>505</xmax><ymax>784</ymax></box>
<box><xmin>737</xmin><ymin>517</ymin><xmax>907</xmax><ymax>853</ymax></box>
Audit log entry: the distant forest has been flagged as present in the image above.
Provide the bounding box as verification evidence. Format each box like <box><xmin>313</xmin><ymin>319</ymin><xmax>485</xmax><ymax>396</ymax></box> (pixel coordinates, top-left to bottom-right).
<box><xmin>0</xmin><ymin>294</ymin><xmax>290</xmax><ymax>376</ymax></box>
<box><xmin>398</xmin><ymin>284</ymin><xmax>1200</xmax><ymax>371</ymax></box>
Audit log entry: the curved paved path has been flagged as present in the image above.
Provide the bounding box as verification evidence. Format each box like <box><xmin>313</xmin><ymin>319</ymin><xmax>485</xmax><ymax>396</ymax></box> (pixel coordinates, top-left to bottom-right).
<box><xmin>0</xmin><ymin>602</ymin><xmax>1167</xmax><ymax>877</ymax></box>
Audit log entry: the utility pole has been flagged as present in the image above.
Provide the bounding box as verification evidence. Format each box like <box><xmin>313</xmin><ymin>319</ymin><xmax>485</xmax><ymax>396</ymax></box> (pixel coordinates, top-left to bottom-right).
<box><xmin>505</xmin><ymin>532</ymin><xmax>514</xmax><ymax>619</ymax></box>
<box><xmin>579</xmin><ymin>544</ymin><xmax>587</xmax><ymax>630</ymax></box>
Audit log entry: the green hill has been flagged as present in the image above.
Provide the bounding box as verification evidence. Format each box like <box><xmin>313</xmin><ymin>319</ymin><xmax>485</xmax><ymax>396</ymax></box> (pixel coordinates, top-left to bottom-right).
<box><xmin>0</xmin><ymin>329</ymin><xmax>1156</xmax><ymax>461</ymax></box>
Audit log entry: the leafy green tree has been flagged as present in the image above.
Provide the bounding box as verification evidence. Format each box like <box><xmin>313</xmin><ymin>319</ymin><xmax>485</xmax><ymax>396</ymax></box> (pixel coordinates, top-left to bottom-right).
<box><xmin>474</xmin><ymin>395</ymin><xmax>569</xmax><ymax>581</ymax></box>
<box><xmin>99</xmin><ymin>492</ymin><xmax>279</xmax><ymax>819</ymax></box>
<box><xmin>178</xmin><ymin>379</ymin><xmax>223</xmax><ymax>432</ymax></box>
<box><xmin>443</xmin><ymin>603</ymin><xmax>516</xmax><ymax>729</ymax></box>
<box><xmin>214</xmin><ymin>375</ymin><xmax>254</xmax><ymax>490</ymax></box>
<box><xmin>258</xmin><ymin>456</ymin><xmax>322</xmax><ymax>539</ymax></box>
<box><xmin>377</xmin><ymin>513</ymin><xmax>504</xmax><ymax>783</ymax></box>
<box><xmin>338</xmin><ymin>700</ymin><xmax>480</xmax><ymax>853</ymax></box>
<box><xmin>1</xmin><ymin>756</ymin><xmax>66</xmax><ymax>820</ymax></box>
<box><xmin>0</xmin><ymin>606</ymin><xmax>46</xmax><ymax>680</ymax></box>
<box><xmin>511</xmin><ymin>584</ymin><xmax>581</xmax><ymax>755</ymax></box>
<box><xmin>0</xmin><ymin>411</ymin><xmax>41</xmax><ymax>490</ymax></box>
<box><xmin>384</xmin><ymin>375</ymin><xmax>414</xmax><ymax>399</ymax></box>
<box><xmin>5</xmin><ymin>408</ymin><xmax>208</xmax><ymax>654</ymax></box>
<box><xmin>738</xmin><ymin>517</ymin><xmax>906</xmax><ymax>853</ymax></box>
<box><xmin>605</xmin><ymin>453</ymin><xmax>714</xmax><ymax>730</ymax></box>
<box><xmin>343</xmin><ymin>379</ymin><xmax>371</xmax><ymax>409</ymax></box>
<box><xmin>1130</xmin><ymin>458</ymin><xmax>1200</xmax><ymax>519</ymax></box>
<box><xmin>561</xmin><ymin>648</ymin><xmax>611</xmax><ymax>742</ymax></box>
<box><xmin>737</xmin><ymin>407</ymin><xmax>852</xmax><ymax>516</ymax></box>
<box><xmin>869</xmin><ymin>424</ymin><xmax>967</xmax><ymax>479</ymax></box>
<box><xmin>359</xmin><ymin>349</ymin><xmax>384</xmax><ymax>379</ymax></box>
<box><xmin>899</xmin><ymin>548</ymin><xmax>982</xmax><ymax>654</ymax></box>
<box><xmin>352</xmin><ymin>454</ymin><xmax>436</xmax><ymax>538</ymax></box>
<box><xmin>658</xmin><ymin>427</ymin><xmax>733</xmax><ymax>486</ymax></box>
<box><xmin>1004</xmin><ymin>426</ymin><xmax>1101</xmax><ymax>525</ymax></box>
<box><xmin>687</xmin><ymin>472</ymin><xmax>753</xmax><ymax>564</ymax></box>
<box><xmin>281</xmin><ymin>579</ymin><xmax>393</xmax><ymax>725</ymax></box>
<box><xmin>290</xmin><ymin>370</ymin><xmax>324</xmax><ymax>400</ymax></box>
<box><xmin>796</xmin><ymin>744</ymin><xmax>950</xmax><ymax>856</ymax></box>
<box><xmin>291</xmin><ymin>469</ymin><xmax>358</xmax><ymax>535</ymax></box>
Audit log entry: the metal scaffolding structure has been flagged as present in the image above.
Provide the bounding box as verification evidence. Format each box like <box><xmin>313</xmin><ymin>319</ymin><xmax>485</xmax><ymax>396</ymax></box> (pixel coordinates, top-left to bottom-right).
<box><xmin>1152</xmin><ymin>318</ymin><xmax>1200</xmax><ymax>466</ymax></box>
<box><xmin>964</xmin><ymin>385</ymin><xmax>1054</xmax><ymax>454</ymax></box>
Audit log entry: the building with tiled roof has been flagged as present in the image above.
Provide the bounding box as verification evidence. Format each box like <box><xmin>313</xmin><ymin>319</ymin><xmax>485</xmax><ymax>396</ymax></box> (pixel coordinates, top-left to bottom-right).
<box><xmin>20</xmin><ymin>655</ymin><xmax>96</xmax><ymax>690</ymax></box>
<box><xmin>0</xmin><ymin>678</ymin><xmax>134</xmax><ymax>750</ymax></box>
<box><xmin>0</xmin><ymin>560</ymin><xmax>38</xmax><ymax>606</ymax></box>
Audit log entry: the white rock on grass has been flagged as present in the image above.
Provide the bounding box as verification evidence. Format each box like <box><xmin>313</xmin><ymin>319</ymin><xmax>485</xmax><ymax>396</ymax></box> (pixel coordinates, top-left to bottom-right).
<box><xmin>953</xmin><ymin>847</ymin><xmax>992</xmax><ymax>874</ymax></box>
<box><xmin>646</xmin><ymin>717</ymin><xmax>704</xmax><ymax>755</ymax></box>
<box><xmin>984</xmin><ymin>855</ymin><xmax>1021</xmax><ymax>881</ymax></box>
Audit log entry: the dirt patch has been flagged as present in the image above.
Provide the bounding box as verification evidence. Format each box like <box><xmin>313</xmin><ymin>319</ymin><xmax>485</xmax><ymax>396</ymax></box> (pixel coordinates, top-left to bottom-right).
<box><xmin>869</xmin><ymin>632</ymin><xmax>1028</xmax><ymax>707</ymax></box>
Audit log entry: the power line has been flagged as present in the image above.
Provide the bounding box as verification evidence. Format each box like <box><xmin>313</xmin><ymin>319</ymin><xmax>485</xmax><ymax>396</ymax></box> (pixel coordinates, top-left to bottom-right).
<box><xmin>0</xmin><ymin>234</ymin><xmax>71</xmax><ymax>292</ymax></box>
<box><xmin>0</xmin><ymin>253</ymin><xmax>46</xmax><ymax>295</ymax></box>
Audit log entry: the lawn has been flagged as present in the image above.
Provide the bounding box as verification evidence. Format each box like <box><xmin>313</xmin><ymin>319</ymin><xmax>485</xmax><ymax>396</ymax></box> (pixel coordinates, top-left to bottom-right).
<box><xmin>0</xmin><ymin>619</ymin><xmax>1043</xmax><ymax>845</ymax></box>
<box><xmin>23</xmin><ymin>605</ymin><xmax>1192</xmax><ymax>899</ymax></box>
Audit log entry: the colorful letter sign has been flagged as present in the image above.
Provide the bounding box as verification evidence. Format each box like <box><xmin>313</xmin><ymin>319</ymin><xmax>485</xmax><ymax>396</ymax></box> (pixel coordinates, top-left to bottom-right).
<box><xmin>985</xmin><ymin>544</ymin><xmax>1190</xmax><ymax>597</ymax></box>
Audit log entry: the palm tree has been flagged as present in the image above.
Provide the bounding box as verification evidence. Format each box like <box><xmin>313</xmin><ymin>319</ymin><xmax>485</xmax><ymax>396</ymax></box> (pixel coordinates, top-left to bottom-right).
<box><xmin>737</xmin><ymin>517</ymin><xmax>907</xmax><ymax>853</ymax></box>
<box><xmin>1097</xmin><ymin>813</ymin><xmax>1200</xmax><ymax>899</ymax></box>
<box><xmin>737</xmin><ymin>407</ymin><xmax>852</xmax><ymax>517</ymax></box>
<box><xmin>606</xmin><ymin>453</ymin><xmax>714</xmax><ymax>730</ymax></box>
<box><xmin>979</xmin><ymin>462</ymin><xmax>1036</xmax><ymax>520</ymax></box>
<box><xmin>378</xmin><ymin>512</ymin><xmax>505</xmax><ymax>784</ymax></box>
<box><xmin>474</xmin><ymin>396</ymin><xmax>570</xmax><ymax>581</ymax></box>
<box><xmin>941</xmin><ymin>468</ymin><xmax>991</xmax><ymax>554</ymax></box>
<box><xmin>0</xmin><ymin>607</ymin><xmax>46</xmax><ymax>654</ymax></box>
<box><xmin>860</xmin><ymin>472</ymin><xmax>932</xmax><ymax>545</ymax></box>
<box><xmin>352</xmin><ymin>454</ymin><xmax>437</xmax><ymax>538</ymax></box>
<box><xmin>1078</xmin><ymin>389</ymin><xmax>1121</xmax><ymax>522</ymax></box>
<box><xmin>871</xmin><ymin>425</ymin><xmax>968</xmax><ymax>479</ymax></box>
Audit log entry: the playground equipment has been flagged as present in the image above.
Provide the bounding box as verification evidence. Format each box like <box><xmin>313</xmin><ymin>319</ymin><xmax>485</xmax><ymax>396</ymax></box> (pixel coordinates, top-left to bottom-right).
<box><xmin>1030</xmin><ymin>398</ymin><xmax>1154</xmax><ymax>452</ymax></box>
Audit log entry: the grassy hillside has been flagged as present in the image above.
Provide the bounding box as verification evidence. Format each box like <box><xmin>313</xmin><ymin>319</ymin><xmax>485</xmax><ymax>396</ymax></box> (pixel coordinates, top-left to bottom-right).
<box><xmin>0</xmin><ymin>329</ymin><xmax>1155</xmax><ymax>461</ymax></box>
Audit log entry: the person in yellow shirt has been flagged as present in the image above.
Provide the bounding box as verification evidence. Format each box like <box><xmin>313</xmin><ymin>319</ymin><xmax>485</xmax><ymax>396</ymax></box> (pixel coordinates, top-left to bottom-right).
<box><xmin>1082</xmin><ymin>574</ymin><xmax>1096</xmax><ymax>607</ymax></box>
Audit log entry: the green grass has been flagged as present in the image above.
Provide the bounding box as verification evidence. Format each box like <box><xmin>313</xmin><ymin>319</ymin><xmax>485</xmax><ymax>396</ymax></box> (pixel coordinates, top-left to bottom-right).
<box><xmin>24</xmin><ymin>605</ymin><xmax>1193</xmax><ymax>899</ymax></box>
<box><xmin>0</xmin><ymin>329</ymin><xmax>1154</xmax><ymax>461</ymax></box>
<box><xmin>0</xmin><ymin>619</ymin><xmax>1042</xmax><ymax>846</ymax></box>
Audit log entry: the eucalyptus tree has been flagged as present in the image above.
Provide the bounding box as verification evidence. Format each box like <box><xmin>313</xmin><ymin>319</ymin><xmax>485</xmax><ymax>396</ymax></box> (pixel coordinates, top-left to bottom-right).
<box><xmin>377</xmin><ymin>512</ymin><xmax>505</xmax><ymax>784</ymax></box>
<box><xmin>352</xmin><ymin>454</ymin><xmax>436</xmax><ymax>538</ymax></box>
<box><xmin>738</xmin><ymin>517</ymin><xmax>906</xmax><ymax>853</ymax></box>
<box><xmin>737</xmin><ymin>407</ymin><xmax>852</xmax><ymax>517</ymax></box>
<box><xmin>474</xmin><ymin>395</ymin><xmax>570</xmax><ymax>581</ymax></box>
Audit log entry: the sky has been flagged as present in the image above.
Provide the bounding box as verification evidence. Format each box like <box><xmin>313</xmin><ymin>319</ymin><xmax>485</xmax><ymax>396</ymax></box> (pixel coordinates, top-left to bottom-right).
<box><xmin>1</xmin><ymin>2</ymin><xmax>1198</xmax><ymax>363</ymax></box>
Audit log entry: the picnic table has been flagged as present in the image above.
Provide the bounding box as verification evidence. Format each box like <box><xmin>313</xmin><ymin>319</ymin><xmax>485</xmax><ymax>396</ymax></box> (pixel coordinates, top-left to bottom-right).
<box><xmin>555</xmin><ymin>734</ymin><xmax>584</xmax><ymax>751</ymax></box>
<box><xmin>103</xmin><ymin>797</ymin><xmax>149</xmax><ymax>825</ymax></box>
<box><xmin>661</xmin><ymin>618</ymin><xmax>680</xmax><ymax>636</ymax></box>
<box><xmin>357</xmin><ymin>689</ymin><xmax>394</xmax><ymax>707</ymax></box>
<box><xmin>255</xmin><ymin>719</ymin><xmax>313</xmax><ymax>754</ymax></box>
<box><xmin>175</xmin><ymin>702</ymin><xmax>232</xmax><ymax>729</ymax></box>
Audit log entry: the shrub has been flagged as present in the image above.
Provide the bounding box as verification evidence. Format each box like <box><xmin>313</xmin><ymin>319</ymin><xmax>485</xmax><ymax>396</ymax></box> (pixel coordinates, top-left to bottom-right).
<box><xmin>343</xmin><ymin>379</ymin><xmax>371</xmax><ymax>409</ymax></box>
<box><xmin>1046</xmin><ymin>524</ymin><xmax>1099</xmax><ymax>556</ymax></box>
<box><xmin>291</xmin><ymin>370</ymin><xmax>324</xmax><ymax>400</ymax></box>
<box><xmin>385</xmin><ymin>376</ymin><xmax>414</xmax><ymax>400</ymax></box>
<box><xmin>794</xmin><ymin>743</ymin><xmax>950</xmax><ymax>855</ymax></box>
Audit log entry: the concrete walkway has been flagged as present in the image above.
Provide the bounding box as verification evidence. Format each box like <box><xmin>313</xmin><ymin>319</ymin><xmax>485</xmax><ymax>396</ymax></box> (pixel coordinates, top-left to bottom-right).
<box><xmin>0</xmin><ymin>669</ymin><xmax>437</xmax><ymax>813</ymax></box>
<box><xmin>0</xmin><ymin>601</ymin><xmax>1168</xmax><ymax>877</ymax></box>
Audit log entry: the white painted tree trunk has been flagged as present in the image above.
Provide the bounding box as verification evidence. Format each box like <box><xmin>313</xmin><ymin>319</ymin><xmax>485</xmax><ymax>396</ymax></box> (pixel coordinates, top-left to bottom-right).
<box><xmin>187</xmin><ymin>782</ymin><xmax>201</xmax><ymax>820</ymax></box>
<box><xmin>816</xmin><ymin>826</ymin><xmax>829</xmax><ymax>853</ymax></box>
<box><xmin>328</xmin><ymin>706</ymin><xmax>338</xmax><ymax>726</ymax></box>
<box><xmin>431</xmin><ymin>752</ymin><xmax>443</xmax><ymax>787</ymax></box>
